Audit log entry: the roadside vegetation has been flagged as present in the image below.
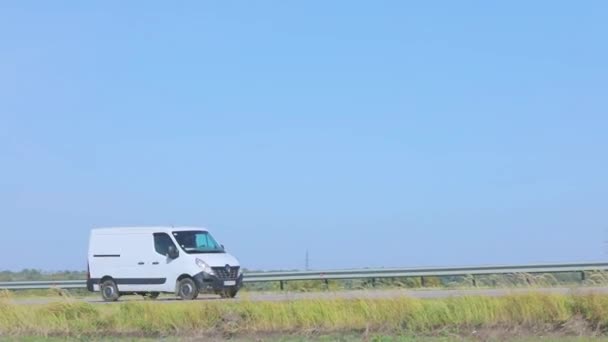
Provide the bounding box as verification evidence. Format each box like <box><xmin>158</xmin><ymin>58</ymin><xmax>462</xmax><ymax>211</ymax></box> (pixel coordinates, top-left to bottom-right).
<box><xmin>2</xmin><ymin>292</ymin><xmax>608</xmax><ymax>339</ymax></box>
<box><xmin>246</xmin><ymin>270</ymin><xmax>608</xmax><ymax>292</ymax></box>
<box><xmin>4</xmin><ymin>337</ymin><xmax>608</xmax><ymax>342</ymax></box>
<box><xmin>0</xmin><ymin>269</ymin><xmax>86</xmax><ymax>282</ymax></box>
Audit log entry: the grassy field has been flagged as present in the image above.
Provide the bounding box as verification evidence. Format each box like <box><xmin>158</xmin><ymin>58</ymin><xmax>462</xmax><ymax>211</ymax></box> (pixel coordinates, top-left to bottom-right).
<box><xmin>2</xmin><ymin>291</ymin><xmax>608</xmax><ymax>339</ymax></box>
<box><xmin>3</xmin><ymin>337</ymin><xmax>608</xmax><ymax>342</ymax></box>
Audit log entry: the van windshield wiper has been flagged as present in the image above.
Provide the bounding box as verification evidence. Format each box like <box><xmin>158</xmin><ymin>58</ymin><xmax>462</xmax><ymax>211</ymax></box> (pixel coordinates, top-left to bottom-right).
<box><xmin>185</xmin><ymin>249</ymin><xmax>225</xmax><ymax>254</ymax></box>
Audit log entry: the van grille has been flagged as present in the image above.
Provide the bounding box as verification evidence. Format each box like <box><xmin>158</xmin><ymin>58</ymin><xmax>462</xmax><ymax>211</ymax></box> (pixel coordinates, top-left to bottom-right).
<box><xmin>212</xmin><ymin>266</ymin><xmax>240</xmax><ymax>279</ymax></box>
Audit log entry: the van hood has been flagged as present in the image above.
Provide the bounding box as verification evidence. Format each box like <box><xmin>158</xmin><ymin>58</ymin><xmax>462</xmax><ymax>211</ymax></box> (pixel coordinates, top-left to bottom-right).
<box><xmin>196</xmin><ymin>253</ymin><xmax>240</xmax><ymax>267</ymax></box>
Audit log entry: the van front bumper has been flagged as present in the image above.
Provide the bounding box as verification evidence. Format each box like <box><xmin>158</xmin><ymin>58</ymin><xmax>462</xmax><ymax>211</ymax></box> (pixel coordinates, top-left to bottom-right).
<box><xmin>193</xmin><ymin>271</ymin><xmax>243</xmax><ymax>293</ymax></box>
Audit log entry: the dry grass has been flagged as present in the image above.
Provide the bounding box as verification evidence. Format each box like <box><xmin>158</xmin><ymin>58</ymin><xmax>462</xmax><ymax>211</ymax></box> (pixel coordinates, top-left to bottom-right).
<box><xmin>1</xmin><ymin>293</ymin><xmax>608</xmax><ymax>338</ymax></box>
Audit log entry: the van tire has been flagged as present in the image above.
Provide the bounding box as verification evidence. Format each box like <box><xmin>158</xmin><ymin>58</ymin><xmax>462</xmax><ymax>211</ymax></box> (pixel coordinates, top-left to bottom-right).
<box><xmin>177</xmin><ymin>278</ymin><xmax>199</xmax><ymax>300</ymax></box>
<box><xmin>100</xmin><ymin>280</ymin><xmax>120</xmax><ymax>302</ymax></box>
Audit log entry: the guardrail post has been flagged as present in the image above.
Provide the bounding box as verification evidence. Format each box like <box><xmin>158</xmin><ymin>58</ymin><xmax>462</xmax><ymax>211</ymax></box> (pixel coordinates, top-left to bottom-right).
<box><xmin>581</xmin><ymin>271</ymin><xmax>586</xmax><ymax>282</ymax></box>
<box><xmin>279</xmin><ymin>281</ymin><xmax>284</xmax><ymax>291</ymax></box>
<box><xmin>472</xmin><ymin>276</ymin><xmax>477</xmax><ymax>287</ymax></box>
<box><xmin>421</xmin><ymin>276</ymin><xmax>425</xmax><ymax>287</ymax></box>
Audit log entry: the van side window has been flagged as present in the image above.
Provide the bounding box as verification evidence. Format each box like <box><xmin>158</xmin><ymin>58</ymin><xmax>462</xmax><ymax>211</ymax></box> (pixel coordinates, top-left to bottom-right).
<box><xmin>153</xmin><ymin>233</ymin><xmax>176</xmax><ymax>256</ymax></box>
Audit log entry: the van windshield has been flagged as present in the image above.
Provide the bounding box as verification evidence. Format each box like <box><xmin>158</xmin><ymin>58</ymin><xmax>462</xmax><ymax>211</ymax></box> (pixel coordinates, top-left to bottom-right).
<box><xmin>172</xmin><ymin>231</ymin><xmax>225</xmax><ymax>254</ymax></box>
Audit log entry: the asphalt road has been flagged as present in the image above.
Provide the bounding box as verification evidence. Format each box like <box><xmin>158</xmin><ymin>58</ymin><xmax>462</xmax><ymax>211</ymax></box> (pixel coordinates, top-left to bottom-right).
<box><xmin>10</xmin><ymin>286</ymin><xmax>608</xmax><ymax>305</ymax></box>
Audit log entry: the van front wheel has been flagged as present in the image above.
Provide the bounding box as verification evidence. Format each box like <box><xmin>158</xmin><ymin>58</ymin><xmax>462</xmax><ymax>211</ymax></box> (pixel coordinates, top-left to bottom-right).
<box><xmin>177</xmin><ymin>278</ymin><xmax>199</xmax><ymax>300</ymax></box>
<box><xmin>100</xmin><ymin>280</ymin><xmax>120</xmax><ymax>302</ymax></box>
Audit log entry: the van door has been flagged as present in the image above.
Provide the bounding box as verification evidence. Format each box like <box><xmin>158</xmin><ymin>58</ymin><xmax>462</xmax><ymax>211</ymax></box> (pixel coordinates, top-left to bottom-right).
<box><xmin>145</xmin><ymin>232</ymin><xmax>180</xmax><ymax>292</ymax></box>
<box><xmin>113</xmin><ymin>233</ymin><xmax>160</xmax><ymax>293</ymax></box>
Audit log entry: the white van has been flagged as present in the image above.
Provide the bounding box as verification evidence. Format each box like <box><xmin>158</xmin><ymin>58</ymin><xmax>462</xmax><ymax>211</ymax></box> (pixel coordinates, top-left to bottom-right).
<box><xmin>86</xmin><ymin>226</ymin><xmax>243</xmax><ymax>301</ymax></box>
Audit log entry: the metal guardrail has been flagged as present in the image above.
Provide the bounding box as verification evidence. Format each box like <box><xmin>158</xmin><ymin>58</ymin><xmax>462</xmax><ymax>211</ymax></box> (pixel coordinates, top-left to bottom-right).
<box><xmin>243</xmin><ymin>262</ymin><xmax>608</xmax><ymax>282</ymax></box>
<box><xmin>1</xmin><ymin>262</ymin><xmax>607</xmax><ymax>290</ymax></box>
<box><xmin>0</xmin><ymin>280</ymin><xmax>86</xmax><ymax>290</ymax></box>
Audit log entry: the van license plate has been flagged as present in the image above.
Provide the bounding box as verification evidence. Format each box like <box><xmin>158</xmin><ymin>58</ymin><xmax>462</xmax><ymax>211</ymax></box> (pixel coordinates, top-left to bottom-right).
<box><xmin>224</xmin><ymin>280</ymin><xmax>236</xmax><ymax>286</ymax></box>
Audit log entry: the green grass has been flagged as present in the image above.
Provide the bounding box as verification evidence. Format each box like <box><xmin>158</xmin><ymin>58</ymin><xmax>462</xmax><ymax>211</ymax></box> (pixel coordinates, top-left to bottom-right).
<box><xmin>2</xmin><ymin>293</ymin><xmax>608</xmax><ymax>338</ymax></box>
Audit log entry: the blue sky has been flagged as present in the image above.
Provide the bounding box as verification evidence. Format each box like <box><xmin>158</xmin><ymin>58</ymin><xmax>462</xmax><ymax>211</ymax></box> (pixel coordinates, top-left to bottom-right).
<box><xmin>1</xmin><ymin>1</ymin><xmax>607</xmax><ymax>271</ymax></box>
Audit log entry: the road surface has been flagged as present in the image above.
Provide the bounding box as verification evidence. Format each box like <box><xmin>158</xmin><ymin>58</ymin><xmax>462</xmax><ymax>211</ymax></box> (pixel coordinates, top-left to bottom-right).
<box><xmin>9</xmin><ymin>286</ymin><xmax>608</xmax><ymax>305</ymax></box>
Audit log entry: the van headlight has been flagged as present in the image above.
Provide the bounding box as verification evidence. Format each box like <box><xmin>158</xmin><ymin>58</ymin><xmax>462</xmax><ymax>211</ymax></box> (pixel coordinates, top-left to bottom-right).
<box><xmin>238</xmin><ymin>268</ymin><xmax>243</xmax><ymax>277</ymax></box>
<box><xmin>195</xmin><ymin>258</ymin><xmax>215</xmax><ymax>275</ymax></box>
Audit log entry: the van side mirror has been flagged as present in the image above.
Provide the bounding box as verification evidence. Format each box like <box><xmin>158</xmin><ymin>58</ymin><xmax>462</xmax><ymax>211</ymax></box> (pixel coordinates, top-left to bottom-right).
<box><xmin>167</xmin><ymin>245</ymin><xmax>179</xmax><ymax>259</ymax></box>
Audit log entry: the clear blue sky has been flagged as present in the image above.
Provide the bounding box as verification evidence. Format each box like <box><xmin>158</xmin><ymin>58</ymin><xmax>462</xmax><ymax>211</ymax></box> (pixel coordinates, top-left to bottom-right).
<box><xmin>1</xmin><ymin>1</ymin><xmax>607</xmax><ymax>271</ymax></box>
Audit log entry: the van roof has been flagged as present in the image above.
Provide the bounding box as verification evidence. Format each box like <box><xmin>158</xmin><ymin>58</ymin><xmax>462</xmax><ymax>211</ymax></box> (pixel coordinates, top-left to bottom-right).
<box><xmin>91</xmin><ymin>226</ymin><xmax>208</xmax><ymax>234</ymax></box>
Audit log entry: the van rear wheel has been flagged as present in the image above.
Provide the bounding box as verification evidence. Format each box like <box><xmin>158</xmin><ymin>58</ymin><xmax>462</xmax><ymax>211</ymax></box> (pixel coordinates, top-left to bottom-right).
<box><xmin>177</xmin><ymin>278</ymin><xmax>199</xmax><ymax>300</ymax></box>
<box><xmin>100</xmin><ymin>280</ymin><xmax>120</xmax><ymax>302</ymax></box>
